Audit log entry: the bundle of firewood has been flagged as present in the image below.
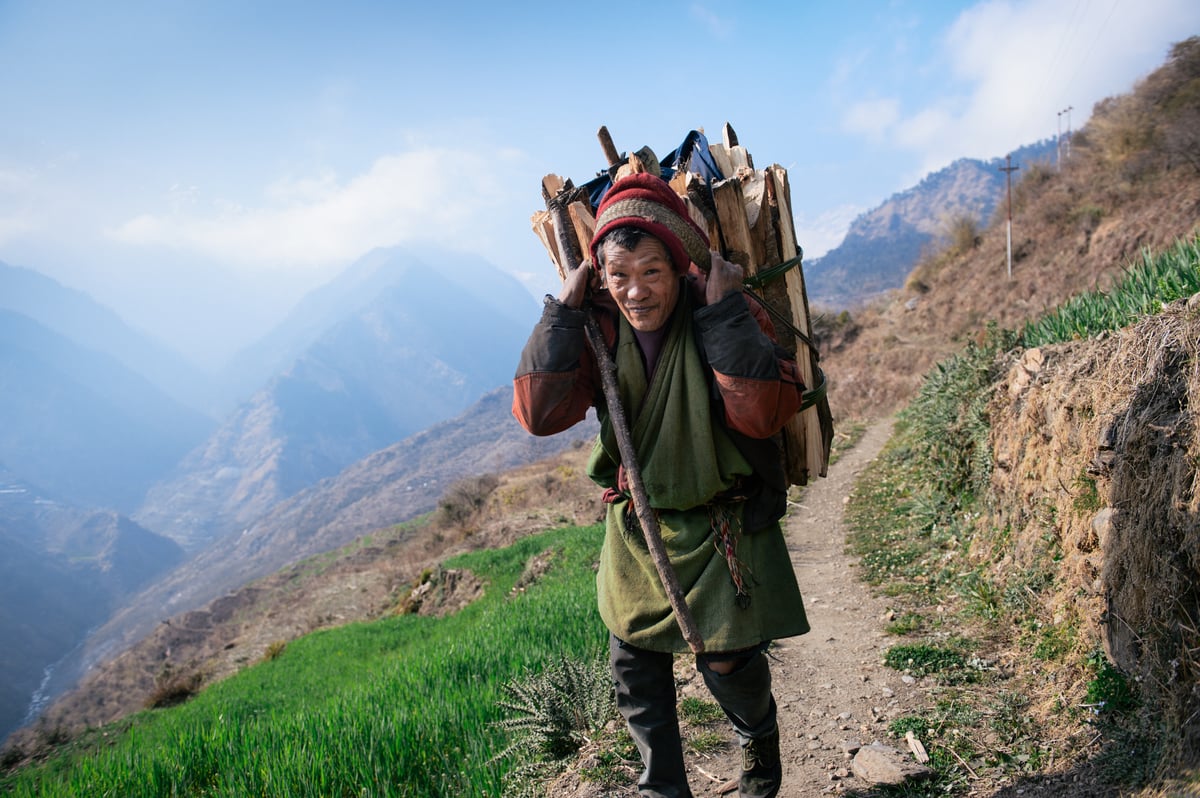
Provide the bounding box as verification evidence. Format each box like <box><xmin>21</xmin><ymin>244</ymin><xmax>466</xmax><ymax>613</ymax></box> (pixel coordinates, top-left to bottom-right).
<box><xmin>531</xmin><ymin>123</ymin><xmax>832</xmax><ymax>486</ymax></box>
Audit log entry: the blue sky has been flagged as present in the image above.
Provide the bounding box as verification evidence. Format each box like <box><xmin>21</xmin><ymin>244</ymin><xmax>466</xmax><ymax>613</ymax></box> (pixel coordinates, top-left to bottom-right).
<box><xmin>1</xmin><ymin>0</ymin><xmax>1196</xmax><ymax>366</ymax></box>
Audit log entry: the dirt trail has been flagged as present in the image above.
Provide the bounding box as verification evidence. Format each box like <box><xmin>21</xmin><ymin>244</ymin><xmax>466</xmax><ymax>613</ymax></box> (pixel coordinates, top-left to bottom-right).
<box><xmin>677</xmin><ymin>415</ymin><xmax>927</xmax><ymax>796</ymax></box>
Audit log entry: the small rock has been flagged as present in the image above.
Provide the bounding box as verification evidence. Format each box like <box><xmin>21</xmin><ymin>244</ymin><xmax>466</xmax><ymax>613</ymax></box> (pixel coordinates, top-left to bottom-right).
<box><xmin>808</xmin><ymin>740</ymin><xmax>824</xmax><ymax>750</ymax></box>
<box><xmin>901</xmin><ymin>675</ymin><xmax>916</xmax><ymax>684</ymax></box>
<box><xmin>840</xmin><ymin>739</ymin><xmax>862</xmax><ymax>757</ymax></box>
<box><xmin>881</xmin><ymin>687</ymin><xmax>895</xmax><ymax>698</ymax></box>
<box><xmin>852</xmin><ymin>743</ymin><xmax>935</xmax><ymax>785</ymax></box>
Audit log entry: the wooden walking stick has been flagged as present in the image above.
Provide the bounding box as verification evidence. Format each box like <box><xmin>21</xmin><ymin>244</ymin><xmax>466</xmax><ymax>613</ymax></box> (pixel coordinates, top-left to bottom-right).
<box><xmin>543</xmin><ymin>186</ymin><xmax>706</xmax><ymax>654</ymax></box>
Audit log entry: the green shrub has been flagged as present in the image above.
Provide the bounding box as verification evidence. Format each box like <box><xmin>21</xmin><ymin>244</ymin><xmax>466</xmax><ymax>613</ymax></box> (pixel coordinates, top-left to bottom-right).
<box><xmin>492</xmin><ymin>650</ymin><xmax>615</xmax><ymax>797</ymax></box>
<box><xmin>1085</xmin><ymin>651</ymin><xmax>1138</xmax><ymax>715</ymax></box>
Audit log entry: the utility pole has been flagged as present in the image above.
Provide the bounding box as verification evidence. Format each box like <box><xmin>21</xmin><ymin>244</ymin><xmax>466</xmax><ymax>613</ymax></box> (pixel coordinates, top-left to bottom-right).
<box><xmin>1000</xmin><ymin>154</ymin><xmax>1020</xmax><ymax>280</ymax></box>
<box><xmin>1063</xmin><ymin>105</ymin><xmax>1074</xmax><ymax>161</ymax></box>
<box><xmin>1056</xmin><ymin>109</ymin><xmax>1064</xmax><ymax>169</ymax></box>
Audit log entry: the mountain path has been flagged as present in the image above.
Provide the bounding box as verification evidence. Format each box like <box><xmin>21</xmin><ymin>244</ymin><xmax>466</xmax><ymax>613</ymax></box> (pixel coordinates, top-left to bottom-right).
<box><xmin>674</xmin><ymin>415</ymin><xmax>928</xmax><ymax>796</ymax></box>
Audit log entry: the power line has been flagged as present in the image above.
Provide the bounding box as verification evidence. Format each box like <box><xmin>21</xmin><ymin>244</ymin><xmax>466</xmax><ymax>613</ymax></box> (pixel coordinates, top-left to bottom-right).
<box><xmin>1061</xmin><ymin>0</ymin><xmax>1120</xmax><ymax>103</ymax></box>
<box><xmin>1045</xmin><ymin>0</ymin><xmax>1088</xmax><ymax>85</ymax></box>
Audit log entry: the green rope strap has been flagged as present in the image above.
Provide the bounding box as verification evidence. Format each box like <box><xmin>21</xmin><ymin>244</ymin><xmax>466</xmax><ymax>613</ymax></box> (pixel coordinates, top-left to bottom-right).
<box><xmin>799</xmin><ymin>368</ymin><xmax>827</xmax><ymax>412</ymax></box>
<box><xmin>742</xmin><ymin>249</ymin><xmax>805</xmax><ymax>290</ymax></box>
<box><xmin>742</xmin><ymin>286</ymin><xmax>818</xmax><ymax>355</ymax></box>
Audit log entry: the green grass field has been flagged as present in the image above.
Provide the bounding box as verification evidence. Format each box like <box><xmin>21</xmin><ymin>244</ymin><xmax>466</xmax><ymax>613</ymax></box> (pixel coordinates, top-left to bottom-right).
<box><xmin>1</xmin><ymin>525</ymin><xmax>607</xmax><ymax>797</ymax></box>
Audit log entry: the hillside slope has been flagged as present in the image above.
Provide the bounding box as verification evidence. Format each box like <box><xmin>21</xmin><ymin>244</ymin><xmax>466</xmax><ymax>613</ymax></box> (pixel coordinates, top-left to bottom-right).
<box><xmin>820</xmin><ymin>37</ymin><xmax>1200</xmax><ymax>422</ymax></box>
<box><xmin>2</xmin><ymin>414</ymin><xmax>601</xmax><ymax>752</ymax></box>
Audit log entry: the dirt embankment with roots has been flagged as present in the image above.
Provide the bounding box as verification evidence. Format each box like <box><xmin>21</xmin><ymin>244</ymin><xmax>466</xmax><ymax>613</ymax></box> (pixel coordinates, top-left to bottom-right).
<box><xmin>986</xmin><ymin>294</ymin><xmax>1200</xmax><ymax>779</ymax></box>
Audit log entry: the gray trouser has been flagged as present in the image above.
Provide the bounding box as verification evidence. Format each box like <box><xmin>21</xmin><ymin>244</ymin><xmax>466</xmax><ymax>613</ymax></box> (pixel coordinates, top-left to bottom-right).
<box><xmin>609</xmin><ymin>634</ymin><xmax>778</xmax><ymax>798</ymax></box>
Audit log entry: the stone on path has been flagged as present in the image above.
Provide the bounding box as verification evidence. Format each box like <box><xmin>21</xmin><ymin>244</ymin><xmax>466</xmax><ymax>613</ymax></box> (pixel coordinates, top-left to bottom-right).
<box><xmin>851</xmin><ymin>742</ymin><xmax>935</xmax><ymax>785</ymax></box>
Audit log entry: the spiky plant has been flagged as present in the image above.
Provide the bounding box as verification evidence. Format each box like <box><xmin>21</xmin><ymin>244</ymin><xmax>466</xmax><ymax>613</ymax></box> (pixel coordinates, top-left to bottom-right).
<box><xmin>492</xmin><ymin>652</ymin><xmax>616</xmax><ymax>797</ymax></box>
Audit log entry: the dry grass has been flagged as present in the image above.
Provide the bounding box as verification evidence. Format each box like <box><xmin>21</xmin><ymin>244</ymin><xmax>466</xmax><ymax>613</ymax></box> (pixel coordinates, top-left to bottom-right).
<box><xmin>987</xmin><ymin>301</ymin><xmax>1200</xmax><ymax>785</ymax></box>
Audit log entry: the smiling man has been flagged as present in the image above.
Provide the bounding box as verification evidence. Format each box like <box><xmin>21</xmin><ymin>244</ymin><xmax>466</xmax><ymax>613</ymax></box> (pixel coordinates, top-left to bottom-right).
<box><xmin>513</xmin><ymin>172</ymin><xmax>810</xmax><ymax>798</ymax></box>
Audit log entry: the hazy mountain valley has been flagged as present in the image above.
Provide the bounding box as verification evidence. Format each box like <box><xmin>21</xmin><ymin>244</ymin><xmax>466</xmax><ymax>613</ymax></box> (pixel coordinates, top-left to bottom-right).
<box><xmin>0</xmin><ymin>246</ymin><xmax>565</xmax><ymax>742</ymax></box>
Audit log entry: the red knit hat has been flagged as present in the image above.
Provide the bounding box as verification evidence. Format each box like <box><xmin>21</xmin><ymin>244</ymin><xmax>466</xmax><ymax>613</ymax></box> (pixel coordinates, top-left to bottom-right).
<box><xmin>590</xmin><ymin>173</ymin><xmax>710</xmax><ymax>273</ymax></box>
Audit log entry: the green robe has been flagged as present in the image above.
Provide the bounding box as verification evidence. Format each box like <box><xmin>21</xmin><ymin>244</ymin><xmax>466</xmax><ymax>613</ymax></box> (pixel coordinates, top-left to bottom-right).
<box><xmin>587</xmin><ymin>295</ymin><xmax>810</xmax><ymax>653</ymax></box>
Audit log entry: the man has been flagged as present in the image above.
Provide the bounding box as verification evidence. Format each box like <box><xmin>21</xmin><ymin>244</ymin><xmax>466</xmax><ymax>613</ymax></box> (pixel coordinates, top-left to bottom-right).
<box><xmin>513</xmin><ymin>172</ymin><xmax>810</xmax><ymax>798</ymax></box>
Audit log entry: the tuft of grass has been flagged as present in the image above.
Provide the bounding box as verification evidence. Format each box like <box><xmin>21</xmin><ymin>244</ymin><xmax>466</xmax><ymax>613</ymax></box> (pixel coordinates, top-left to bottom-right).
<box><xmin>577</xmin><ymin>729</ymin><xmax>639</xmax><ymax>788</ymax></box>
<box><xmin>958</xmin><ymin>572</ymin><xmax>1002</xmax><ymax>621</ymax></box>
<box><xmin>885</xmin><ymin>612</ymin><xmax>925</xmax><ymax>636</ymax></box>
<box><xmin>262</xmin><ymin>640</ymin><xmax>287</xmax><ymax>662</ymax></box>
<box><xmin>678</xmin><ymin>697</ymin><xmax>724</xmax><ymax>725</ymax></box>
<box><xmin>884</xmin><ymin>642</ymin><xmax>975</xmax><ymax>681</ymax></box>
<box><xmin>1071</xmin><ymin>471</ymin><xmax>1102</xmax><ymax>514</ymax></box>
<box><xmin>1084</xmin><ymin>650</ymin><xmax>1138</xmax><ymax>715</ymax></box>
<box><xmin>685</xmin><ymin>730</ymin><xmax>727</xmax><ymax>755</ymax></box>
<box><xmin>144</xmin><ymin>669</ymin><xmax>204</xmax><ymax>710</ymax></box>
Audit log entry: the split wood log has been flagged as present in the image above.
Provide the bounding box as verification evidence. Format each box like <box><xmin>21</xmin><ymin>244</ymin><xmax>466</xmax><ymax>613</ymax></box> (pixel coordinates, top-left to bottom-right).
<box><xmin>766</xmin><ymin>164</ymin><xmax>831</xmax><ymax>482</ymax></box>
<box><xmin>710</xmin><ymin>177</ymin><xmax>756</xmax><ymax>270</ymax></box>
<box><xmin>597</xmin><ymin>125</ymin><xmax>621</xmax><ymax>168</ymax></box>
<box><xmin>708</xmin><ymin>142</ymin><xmax>734</xmax><ymax>179</ymax></box>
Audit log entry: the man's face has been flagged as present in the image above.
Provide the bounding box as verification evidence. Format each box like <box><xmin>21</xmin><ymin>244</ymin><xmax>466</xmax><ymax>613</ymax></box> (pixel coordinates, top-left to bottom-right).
<box><xmin>601</xmin><ymin>235</ymin><xmax>680</xmax><ymax>333</ymax></box>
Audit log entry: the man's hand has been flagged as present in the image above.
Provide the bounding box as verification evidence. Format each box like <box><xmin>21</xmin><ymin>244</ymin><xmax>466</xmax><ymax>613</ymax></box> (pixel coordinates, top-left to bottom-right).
<box><xmin>706</xmin><ymin>252</ymin><xmax>744</xmax><ymax>306</ymax></box>
<box><xmin>558</xmin><ymin>261</ymin><xmax>596</xmax><ymax>309</ymax></box>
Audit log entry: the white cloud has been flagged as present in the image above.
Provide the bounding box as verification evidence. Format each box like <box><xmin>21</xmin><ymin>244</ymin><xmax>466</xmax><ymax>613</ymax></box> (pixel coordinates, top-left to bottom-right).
<box><xmin>0</xmin><ymin>167</ymin><xmax>42</xmax><ymax>245</ymax></box>
<box><xmin>859</xmin><ymin>0</ymin><xmax>1200</xmax><ymax>174</ymax></box>
<box><xmin>107</xmin><ymin>147</ymin><xmax>526</xmax><ymax>272</ymax></box>
<box><xmin>842</xmin><ymin>98</ymin><xmax>902</xmax><ymax>141</ymax></box>
<box><xmin>794</xmin><ymin>203</ymin><xmax>864</xmax><ymax>260</ymax></box>
<box><xmin>0</xmin><ymin>212</ymin><xmax>36</xmax><ymax>245</ymax></box>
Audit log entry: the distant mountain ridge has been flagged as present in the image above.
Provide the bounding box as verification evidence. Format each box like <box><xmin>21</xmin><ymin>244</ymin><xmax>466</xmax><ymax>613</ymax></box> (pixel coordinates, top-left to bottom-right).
<box><xmin>805</xmin><ymin>140</ymin><xmax>1058</xmax><ymax>309</ymax></box>
<box><xmin>0</xmin><ymin>309</ymin><xmax>214</xmax><ymax>512</ymax></box>
<box><xmin>214</xmin><ymin>246</ymin><xmax>540</xmax><ymax>412</ymax></box>
<box><xmin>0</xmin><ymin>244</ymin><xmax>542</xmax><ymax>743</ymax></box>
<box><xmin>0</xmin><ymin>469</ymin><xmax>183</xmax><ymax>742</ymax></box>
<box><xmin>0</xmin><ymin>260</ymin><xmax>213</xmax><ymax>415</ymax></box>
<box><xmin>135</xmin><ymin>248</ymin><xmax>540</xmax><ymax>551</ymax></box>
